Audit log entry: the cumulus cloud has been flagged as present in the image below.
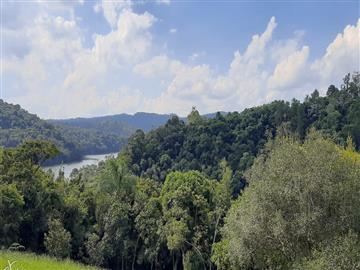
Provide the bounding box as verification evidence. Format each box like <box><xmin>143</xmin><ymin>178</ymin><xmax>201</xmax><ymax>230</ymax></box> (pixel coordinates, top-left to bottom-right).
<box><xmin>311</xmin><ymin>19</ymin><xmax>360</xmax><ymax>89</ymax></box>
<box><xmin>268</xmin><ymin>46</ymin><xmax>310</xmax><ymax>91</ymax></box>
<box><xmin>3</xmin><ymin>0</ymin><xmax>155</xmax><ymax>117</ymax></box>
<box><xmin>137</xmin><ymin>17</ymin><xmax>359</xmax><ymax>115</ymax></box>
<box><xmin>145</xmin><ymin>16</ymin><xmax>278</xmax><ymax>114</ymax></box>
<box><xmin>3</xmin><ymin>1</ymin><xmax>359</xmax><ymax>118</ymax></box>
<box><xmin>94</xmin><ymin>0</ymin><xmax>133</xmax><ymax>28</ymax></box>
<box><xmin>133</xmin><ymin>55</ymin><xmax>183</xmax><ymax>78</ymax></box>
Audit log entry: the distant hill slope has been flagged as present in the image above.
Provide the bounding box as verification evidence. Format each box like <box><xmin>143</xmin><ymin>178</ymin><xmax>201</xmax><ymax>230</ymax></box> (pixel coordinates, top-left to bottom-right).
<box><xmin>48</xmin><ymin>111</ymin><xmax>226</xmax><ymax>135</ymax></box>
<box><xmin>48</xmin><ymin>112</ymin><xmax>173</xmax><ymax>134</ymax></box>
<box><xmin>0</xmin><ymin>100</ymin><xmax>124</xmax><ymax>164</ymax></box>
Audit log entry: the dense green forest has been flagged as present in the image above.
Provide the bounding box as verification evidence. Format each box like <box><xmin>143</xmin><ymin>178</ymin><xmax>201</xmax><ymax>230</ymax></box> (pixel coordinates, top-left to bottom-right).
<box><xmin>124</xmin><ymin>73</ymin><xmax>360</xmax><ymax>191</ymax></box>
<box><xmin>1</xmin><ymin>74</ymin><xmax>359</xmax><ymax>270</ymax></box>
<box><xmin>0</xmin><ymin>100</ymin><xmax>126</xmax><ymax>164</ymax></box>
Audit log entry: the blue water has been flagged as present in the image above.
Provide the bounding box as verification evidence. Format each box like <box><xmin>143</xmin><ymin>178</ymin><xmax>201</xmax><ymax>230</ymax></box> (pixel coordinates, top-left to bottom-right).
<box><xmin>44</xmin><ymin>152</ymin><xmax>117</xmax><ymax>178</ymax></box>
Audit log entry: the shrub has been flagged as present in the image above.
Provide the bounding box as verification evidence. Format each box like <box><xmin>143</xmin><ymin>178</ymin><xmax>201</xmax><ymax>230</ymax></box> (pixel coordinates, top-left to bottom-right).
<box><xmin>45</xmin><ymin>218</ymin><xmax>71</xmax><ymax>258</ymax></box>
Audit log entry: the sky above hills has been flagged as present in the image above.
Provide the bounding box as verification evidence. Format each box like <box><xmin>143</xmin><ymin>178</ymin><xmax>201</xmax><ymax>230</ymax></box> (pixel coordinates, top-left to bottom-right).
<box><xmin>2</xmin><ymin>0</ymin><xmax>359</xmax><ymax>119</ymax></box>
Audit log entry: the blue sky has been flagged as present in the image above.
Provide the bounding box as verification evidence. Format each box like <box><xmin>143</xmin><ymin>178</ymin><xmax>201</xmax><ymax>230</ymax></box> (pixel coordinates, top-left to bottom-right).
<box><xmin>2</xmin><ymin>0</ymin><xmax>359</xmax><ymax>118</ymax></box>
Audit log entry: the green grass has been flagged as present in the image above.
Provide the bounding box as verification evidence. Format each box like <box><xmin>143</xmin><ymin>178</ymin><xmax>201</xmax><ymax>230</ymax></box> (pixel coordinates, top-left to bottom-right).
<box><xmin>0</xmin><ymin>251</ymin><xmax>101</xmax><ymax>270</ymax></box>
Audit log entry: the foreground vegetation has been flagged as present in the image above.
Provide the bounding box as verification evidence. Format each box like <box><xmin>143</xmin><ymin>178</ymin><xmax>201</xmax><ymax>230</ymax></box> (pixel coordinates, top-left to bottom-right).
<box><xmin>0</xmin><ymin>74</ymin><xmax>359</xmax><ymax>269</ymax></box>
<box><xmin>0</xmin><ymin>251</ymin><xmax>100</xmax><ymax>270</ymax></box>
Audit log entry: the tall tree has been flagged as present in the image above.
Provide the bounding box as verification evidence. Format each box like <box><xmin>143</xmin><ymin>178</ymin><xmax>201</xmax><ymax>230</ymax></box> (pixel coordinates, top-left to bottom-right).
<box><xmin>216</xmin><ymin>132</ymin><xmax>360</xmax><ymax>269</ymax></box>
<box><xmin>161</xmin><ymin>171</ymin><xmax>216</xmax><ymax>270</ymax></box>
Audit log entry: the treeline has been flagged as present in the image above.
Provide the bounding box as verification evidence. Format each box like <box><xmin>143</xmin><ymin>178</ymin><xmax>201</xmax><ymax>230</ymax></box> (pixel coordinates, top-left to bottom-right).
<box><xmin>124</xmin><ymin>73</ymin><xmax>360</xmax><ymax>191</ymax></box>
<box><xmin>0</xmin><ymin>100</ymin><xmax>125</xmax><ymax>164</ymax></box>
<box><xmin>0</xmin><ymin>74</ymin><xmax>359</xmax><ymax>270</ymax></box>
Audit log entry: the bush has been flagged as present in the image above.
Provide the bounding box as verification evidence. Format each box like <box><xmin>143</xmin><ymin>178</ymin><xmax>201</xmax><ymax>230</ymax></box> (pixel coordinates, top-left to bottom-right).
<box><xmin>8</xmin><ymin>242</ymin><xmax>25</xmax><ymax>252</ymax></box>
<box><xmin>45</xmin><ymin>218</ymin><xmax>71</xmax><ymax>258</ymax></box>
<box><xmin>216</xmin><ymin>133</ymin><xmax>360</xmax><ymax>269</ymax></box>
<box><xmin>294</xmin><ymin>232</ymin><xmax>360</xmax><ymax>270</ymax></box>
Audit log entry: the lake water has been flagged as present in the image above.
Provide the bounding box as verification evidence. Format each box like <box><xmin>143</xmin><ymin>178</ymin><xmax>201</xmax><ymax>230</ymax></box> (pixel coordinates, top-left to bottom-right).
<box><xmin>44</xmin><ymin>152</ymin><xmax>118</xmax><ymax>178</ymax></box>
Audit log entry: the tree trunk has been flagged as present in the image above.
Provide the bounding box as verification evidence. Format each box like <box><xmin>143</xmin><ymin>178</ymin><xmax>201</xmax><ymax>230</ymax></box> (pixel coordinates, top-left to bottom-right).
<box><xmin>210</xmin><ymin>214</ymin><xmax>221</xmax><ymax>270</ymax></box>
<box><xmin>132</xmin><ymin>236</ymin><xmax>140</xmax><ymax>270</ymax></box>
<box><xmin>173</xmin><ymin>252</ymin><xmax>179</xmax><ymax>270</ymax></box>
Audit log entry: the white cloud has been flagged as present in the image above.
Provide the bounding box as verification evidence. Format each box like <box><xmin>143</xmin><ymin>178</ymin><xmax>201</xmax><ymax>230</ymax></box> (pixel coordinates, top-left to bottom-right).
<box><xmin>137</xmin><ymin>17</ymin><xmax>359</xmax><ymax>116</ymax></box>
<box><xmin>95</xmin><ymin>0</ymin><xmax>133</xmax><ymax>28</ymax></box>
<box><xmin>3</xmin><ymin>1</ymin><xmax>156</xmax><ymax>118</ymax></box>
<box><xmin>94</xmin><ymin>10</ymin><xmax>155</xmax><ymax>64</ymax></box>
<box><xmin>311</xmin><ymin>19</ymin><xmax>360</xmax><ymax>89</ymax></box>
<box><xmin>169</xmin><ymin>28</ymin><xmax>177</xmax><ymax>34</ymax></box>
<box><xmin>268</xmin><ymin>46</ymin><xmax>310</xmax><ymax>91</ymax></box>
<box><xmin>270</xmin><ymin>30</ymin><xmax>305</xmax><ymax>62</ymax></box>
<box><xmin>3</xmin><ymin>2</ymin><xmax>359</xmax><ymax>119</ymax></box>
<box><xmin>133</xmin><ymin>55</ymin><xmax>183</xmax><ymax>78</ymax></box>
<box><xmin>136</xmin><ymin>18</ymin><xmax>278</xmax><ymax>114</ymax></box>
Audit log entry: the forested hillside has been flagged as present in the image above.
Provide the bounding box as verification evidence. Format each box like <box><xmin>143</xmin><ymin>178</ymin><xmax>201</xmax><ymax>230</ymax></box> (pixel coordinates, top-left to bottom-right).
<box><xmin>1</xmin><ymin>74</ymin><xmax>359</xmax><ymax>270</ymax></box>
<box><xmin>49</xmin><ymin>112</ymin><xmax>173</xmax><ymax>135</ymax></box>
<box><xmin>48</xmin><ymin>112</ymin><xmax>225</xmax><ymax>136</ymax></box>
<box><xmin>124</xmin><ymin>73</ymin><xmax>360</xmax><ymax>189</ymax></box>
<box><xmin>0</xmin><ymin>100</ymin><xmax>125</xmax><ymax>164</ymax></box>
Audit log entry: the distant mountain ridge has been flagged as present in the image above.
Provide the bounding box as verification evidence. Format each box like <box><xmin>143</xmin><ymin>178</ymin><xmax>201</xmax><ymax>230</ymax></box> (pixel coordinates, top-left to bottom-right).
<box><xmin>48</xmin><ymin>112</ymin><xmax>173</xmax><ymax>134</ymax></box>
<box><xmin>48</xmin><ymin>111</ymin><xmax>227</xmax><ymax>135</ymax></box>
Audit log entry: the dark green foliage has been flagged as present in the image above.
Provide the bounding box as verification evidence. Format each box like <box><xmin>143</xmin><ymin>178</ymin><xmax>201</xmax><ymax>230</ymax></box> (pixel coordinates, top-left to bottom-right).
<box><xmin>294</xmin><ymin>232</ymin><xmax>360</xmax><ymax>270</ymax></box>
<box><xmin>124</xmin><ymin>74</ymin><xmax>360</xmax><ymax>190</ymax></box>
<box><xmin>0</xmin><ymin>184</ymin><xmax>24</xmax><ymax>248</ymax></box>
<box><xmin>54</xmin><ymin>125</ymin><xmax>126</xmax><ymax>156</ymax></box>
<box><xmin>0</xmin><ymin>142</ymin><xmax>63</xmax><ymax>251</ymax></box>
<box><xmin>216</xmin><ymin>133</ymin><xmax>360</xmax><ymax>269</ymax></box>
<box><xmin>160</xmin><ymin>170</ymin><xmax>216</xmax><ymax>269</ymax></box>
<box><xmin>0</xmin><ymin>100</ymin><xmax>125</xmax><ymax>165</ymax></box>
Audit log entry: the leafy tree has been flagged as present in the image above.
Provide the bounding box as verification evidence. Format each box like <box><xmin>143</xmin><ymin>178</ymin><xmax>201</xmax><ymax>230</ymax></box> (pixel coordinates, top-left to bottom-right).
<box><xmin>134</xmin><ymin>179</ymin><xmax>166</xmax><ymax>269</ymax></box>
<box><xmin>209</xmin><ymin>161</ymin><xmax>232</xmax><ymax>270</ymax></box>
<box><xmin>97</xmin><ymin>156</ymin><xmax>136</xmax><ymax>196</ymax></box>
<box><xmin>187</xmin><ymin>107</ymin><xmax>204</xmax><ymax>125</ymax></box>
<box><xmin>0</xmin><ymin>141</ymin><xmax>64</xmax><ymax>251</ymax></box>
<box><xmin>161</xmin><ymin>171</ymin><xmax>216</xmax><ymax>269</ymax></box>
<box><xmin>45</xmin><ymin>218</ymin><xmax>71</xmax><ymax>258</ymax></box>
<box><xmin>14</xmin><ymin>141</ymin><xmax>59</xmax><ymax>173</ymax></box>
<box><xmin>99</xmin><ymin>199</ymin><xmax>135</xmax><ymax>270</ymax></box>
<box><xmin>0</xmin><ymin>184</ymin><xmax>24</xmax><ymax>248</ymax></box>
<box><xmin>216</xmin><ymin>132</ymin><xmax>360</xmax><ymax>269</ymax></box>
<box><xmin>294</xmin><ymin>232</ymin><xmax>360</xmax><ymax>270</ymax></box>
<box><xmin>85</xmin><ymin>233</ymin><xmax>106</xmax><ymax>266</ymax></box>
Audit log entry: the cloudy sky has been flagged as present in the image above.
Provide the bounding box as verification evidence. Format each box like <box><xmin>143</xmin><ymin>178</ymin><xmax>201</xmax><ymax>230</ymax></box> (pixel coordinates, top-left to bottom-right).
<box><xmin>2</xmin><ymin>0</ymin><xmax>359</xmax><ymax>119</ymax></box>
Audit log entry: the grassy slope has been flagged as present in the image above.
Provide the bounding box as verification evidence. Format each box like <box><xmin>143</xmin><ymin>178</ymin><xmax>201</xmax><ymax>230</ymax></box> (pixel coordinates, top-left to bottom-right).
<box><xmin>0</xmin><ymin>251</ymin><xmax>101</xmax><ymax>270</ymax></box>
